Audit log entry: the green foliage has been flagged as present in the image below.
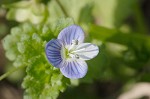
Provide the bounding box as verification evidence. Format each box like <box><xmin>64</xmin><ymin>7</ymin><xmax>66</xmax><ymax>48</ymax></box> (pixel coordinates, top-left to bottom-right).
<box><xmin>82</xmin><ymin>24</ymin><xmax>150</xmax><ymax>83</ymax></box>
<box><xmin>1</xmin><ymin>0</ymin><xmax>150</xmax><ymax>99</ymax></box>
<box><xmin>0</xmin><ymin>23</ymin><xmax>8</xmax><ymax>38</ymax></box>
<box><xmin>93</xmin><ymin>0</ymin><xmax>137</xmax><ymax>28</ymax></box>
<box><xmin>78</xmin><ymin>3</ymin><xmax>94</xmax><ymax>24</ymax></box>
<box><xmin>2</xmin><ymin>18</ymin><xmax>74</xmax><ymax>98</ymax></box>
<box><xmin>4</xmin><ymin>0</ymin><xmax>48</xmax><ymax>24</ymax></box>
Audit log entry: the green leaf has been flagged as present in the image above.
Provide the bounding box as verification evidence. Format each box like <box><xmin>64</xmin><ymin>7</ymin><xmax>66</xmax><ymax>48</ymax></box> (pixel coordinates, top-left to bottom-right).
<box><xmin>51</xmin><ymin>17</ymin><xmax>74</xmax><ymax>36</ymax></box>
<box><xmin>2</xmin><ymin>18</ymin><xmax>74</xmax><ymax>98</ymax></box>
<box><xmin>90</xmin><ymin>24</ymin><xmax>150</xmax><ymax>49</ymax></box>
<box><xmin>89</xmin><ymin>24</ymin><xmax>117</xmax><ymax>41</ymax></box>
<box><xmin>22</xmin><ymin>55</ymin><xmax>70</xmax><ymax>99</ymax></box>
<box><xmin>78</xmin><ymin>3</ymin><xmax>94</xmax><ymax>24</ymax></box>
<box><xmin>113</xmin><ymin>0</ymin><xmax>137</xmax><ymax>27</ymax></box>
<box><xmin>89</xmin><ymin>24</ymin><xmax>150</xmax><ymax>72</ymax></box>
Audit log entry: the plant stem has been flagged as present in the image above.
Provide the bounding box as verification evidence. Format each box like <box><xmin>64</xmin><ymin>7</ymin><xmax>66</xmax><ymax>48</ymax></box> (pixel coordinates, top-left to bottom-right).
<box><xmin>134</xmin><ymin>2</ymin><xmax>148</xmax><ymax>34</ymax></box>
<box><xmin>55</xmin><ymin>0</ymin><xmax>69</xmax><ymax>17</ymax></box>
<box><xmin>0</xmin><ymin>65</ymin><xmax>26</xmax><ymax>81</ymax></box>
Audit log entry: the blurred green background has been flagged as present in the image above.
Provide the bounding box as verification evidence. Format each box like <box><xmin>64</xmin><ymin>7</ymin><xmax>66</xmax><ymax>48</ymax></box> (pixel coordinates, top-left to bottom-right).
<box><xmin>0</xmin><ymin>0</ymin><xmax>150</xmax><ymax>99</ymax></box>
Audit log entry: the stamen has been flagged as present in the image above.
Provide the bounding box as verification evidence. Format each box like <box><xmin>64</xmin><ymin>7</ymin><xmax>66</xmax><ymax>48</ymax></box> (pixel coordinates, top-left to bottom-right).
<box><xmin>75</xmin><ymin>54</ymin><xmax>79</xmax><ymax>59</ymax></box>
<box><xmin>64</xmin><ymin>40</ymin><xmax>81</xmax><ymax>59</ymax></box>
<box><xmin>71</xmin><ymin>40</ymin><xmax>78</xmax><ymax>45</ymax></box>
<box><xmin>68</xmin><ymin>40</ymin><xmax>78</xmax><ymax>51</ymax></box>
<box><xmin>68</xmin><ymin>53</ymin><xmax>79</xmax><ymax>59</ymax></box>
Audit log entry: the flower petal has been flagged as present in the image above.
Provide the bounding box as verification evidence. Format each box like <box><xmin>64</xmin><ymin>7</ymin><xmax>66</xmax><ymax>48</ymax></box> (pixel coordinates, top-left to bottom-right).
<box><xmin>73</xmin><ymin>43</ymin><xmax>99</xmax><ymax>60</ymax></box>
<box><xmin>58</xmin><ymin>25</ymin><xmax>85</xmax><ymax>46</ymax></box>
<box><xmin>45</xmin><ymin>39</ymin><xmax>64</xmax><ymax>68</ymax></box>
<box><xmin>60</xmin><ymin>59</ymin><xmax>88</xmax><ymax>79</ymax></box>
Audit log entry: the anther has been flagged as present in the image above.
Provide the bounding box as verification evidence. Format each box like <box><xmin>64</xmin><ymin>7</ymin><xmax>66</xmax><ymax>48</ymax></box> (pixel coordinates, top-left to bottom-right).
<box><xmin>75</xmin><ymin>54</ymin><xmax>79</xmax><ymax>59</ymax></box>
<box><xmin>71</xmin><ymin>40</ymin><xmax>78</xmax><ymax>45</ymax></box>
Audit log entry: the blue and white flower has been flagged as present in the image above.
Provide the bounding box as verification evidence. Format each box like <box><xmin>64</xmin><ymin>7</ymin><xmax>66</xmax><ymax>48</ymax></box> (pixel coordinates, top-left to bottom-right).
<box><xmin>45</xmin><ymin>25</ymin><xmax>99</xmax><ymax>79</ymax></box>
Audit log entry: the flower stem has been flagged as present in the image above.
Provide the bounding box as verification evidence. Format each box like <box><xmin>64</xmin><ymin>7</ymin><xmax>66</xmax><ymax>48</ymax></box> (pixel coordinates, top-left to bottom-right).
<box><xmin>0</xmin><ymin>65</ymin><xmax>26</xmax><ymax>81</ymax></box>
<box><xmin>55</xmin><ymin>0</ymin><xmax>69</xmax><ymax>17</ymax></box>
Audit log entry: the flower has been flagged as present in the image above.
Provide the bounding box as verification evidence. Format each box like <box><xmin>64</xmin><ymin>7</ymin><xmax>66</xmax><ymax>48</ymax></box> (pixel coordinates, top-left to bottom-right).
<box><xmin>45</xmin><ymin>25</ymin><xmax>99</xmax><ymax>79</ymax></box>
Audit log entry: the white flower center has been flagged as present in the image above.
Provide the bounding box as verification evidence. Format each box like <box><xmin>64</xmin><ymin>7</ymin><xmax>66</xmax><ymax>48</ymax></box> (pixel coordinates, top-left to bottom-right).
<box><xmin>61</xmin><ymin>40</ymin><xmax>83</xmax><ymax>60</ymax></box>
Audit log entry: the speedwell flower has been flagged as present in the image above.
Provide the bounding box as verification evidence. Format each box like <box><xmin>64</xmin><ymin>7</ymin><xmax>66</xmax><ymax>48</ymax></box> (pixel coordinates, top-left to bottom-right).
<box><xmin>45</xmin><ymin>25</ymin><xmax>99</xmax><ymax>79</ymax></box>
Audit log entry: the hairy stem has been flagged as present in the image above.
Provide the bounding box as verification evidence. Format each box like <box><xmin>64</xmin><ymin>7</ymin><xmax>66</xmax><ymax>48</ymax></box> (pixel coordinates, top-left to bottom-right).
<box><xmin>0</xmin><ymin>65</ymin><xmax>26</xmax><ymax>81</ymax></box>
<box><xmin>55</xmin><ymin>0</ymin><xmax>69</xmax><ymax>17</ymax></box>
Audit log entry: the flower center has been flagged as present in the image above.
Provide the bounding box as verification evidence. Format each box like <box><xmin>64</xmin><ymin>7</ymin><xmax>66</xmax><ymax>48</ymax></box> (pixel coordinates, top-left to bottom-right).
<box><xmin>61</xmin><ymin>40</ymin><xmax>80</xmax><ymax>60</ymax></box>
